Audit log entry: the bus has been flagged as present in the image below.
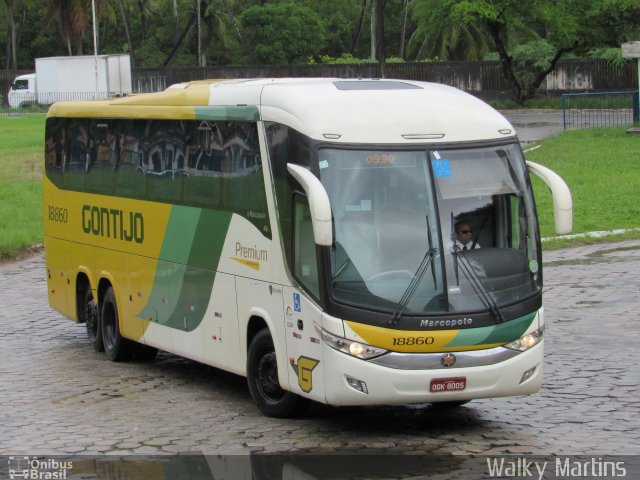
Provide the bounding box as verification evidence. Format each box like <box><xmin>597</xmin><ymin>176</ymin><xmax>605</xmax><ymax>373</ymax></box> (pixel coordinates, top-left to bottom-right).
<box><xmin>43</xmin><ymin>78</ymin><xmax>572</xmax><ymax>417</ymax></box>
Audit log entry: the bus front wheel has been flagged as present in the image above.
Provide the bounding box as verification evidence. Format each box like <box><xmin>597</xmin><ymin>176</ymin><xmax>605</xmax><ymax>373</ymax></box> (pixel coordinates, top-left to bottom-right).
<box><xmin>101</xmin><ymin>286</ymin><xmax>134</xmax><ymax>362</ymax></box>
<box><xmin>247</xmin><ymin>328</ymin><xmax>304</xmax><ymax>418</ymax></box>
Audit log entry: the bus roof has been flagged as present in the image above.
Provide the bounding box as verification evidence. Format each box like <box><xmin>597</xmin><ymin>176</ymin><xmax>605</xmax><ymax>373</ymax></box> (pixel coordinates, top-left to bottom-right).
<box><xmin>47</xmin><ymin>78</ymin><xmax>516</xmax><ymax>144</ymax></box>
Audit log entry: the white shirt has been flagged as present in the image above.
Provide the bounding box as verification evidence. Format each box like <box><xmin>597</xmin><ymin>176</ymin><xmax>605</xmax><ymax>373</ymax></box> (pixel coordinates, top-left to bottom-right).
<box><xmin>453</xmin><ymin>240</ymin><xmax>480</xmax><ymax>251</ymax></box>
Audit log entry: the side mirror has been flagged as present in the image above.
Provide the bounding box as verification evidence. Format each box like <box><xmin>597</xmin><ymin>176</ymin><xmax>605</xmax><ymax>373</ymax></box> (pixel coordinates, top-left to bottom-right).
<box><xmin>287</xmin><ymin>164</ymin><xmax>333</xmax><ymax>246</ymax></box>
<box><xmin>526</xmin><ymin>161</ymin><xmax>573</xmax><ymax>235</ymax></box>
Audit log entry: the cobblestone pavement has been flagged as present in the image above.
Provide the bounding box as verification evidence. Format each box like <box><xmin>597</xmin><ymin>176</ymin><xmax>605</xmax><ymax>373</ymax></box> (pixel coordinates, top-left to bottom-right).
<box><xmin>1</xmin><ymin>240</ymin><xmax>639</xmax><ymax>457</ymax></box>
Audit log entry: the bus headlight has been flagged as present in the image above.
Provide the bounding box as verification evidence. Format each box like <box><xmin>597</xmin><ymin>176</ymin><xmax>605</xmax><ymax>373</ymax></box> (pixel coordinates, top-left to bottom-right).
<box><xmin>503</xmin><ymin>325</ymin><xmax>545</xmax><ymax>352</ymax></box>
<box><xmin>320</xmin><ymin>329</ymin><xmax>388</xmax><ymax>360</ymax></box>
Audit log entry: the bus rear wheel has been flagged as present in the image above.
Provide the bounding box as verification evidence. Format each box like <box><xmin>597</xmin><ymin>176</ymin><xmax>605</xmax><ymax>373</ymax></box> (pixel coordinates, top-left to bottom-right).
<box><xmin>83</xmin><ymin>288</ymin><xmax>103</xmax><ymax>352</ymax></box>
<box><xmin>101</xmin><ymin>286</ymin><xmax>134</xmax><ymax>362</ymax></box>
<box><xmin>247</xmin><ymin>328</ymin><xmax>304</xmax><ymax>418</ymax></box>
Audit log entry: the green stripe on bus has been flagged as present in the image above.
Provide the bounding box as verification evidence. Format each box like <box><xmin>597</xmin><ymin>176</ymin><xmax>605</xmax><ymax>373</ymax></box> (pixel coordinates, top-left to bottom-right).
<box><xmin>195</xmin><ymin>105</ymin><xmax>260</xmax><ymax>121</ymax></box>
<box><xmin>160</xmin><ymin>206</ymin><xmax>201</xmax><ymax>263</ymax></box>
<box><xmin>445</xmin><ymin>312</ymin><xmax>536</xmax><ymax>348</ymax></box>
<box><xmin>139</xmin><ymin>207</ymin><xmax>233</xmax><ymax>331</ymax></box>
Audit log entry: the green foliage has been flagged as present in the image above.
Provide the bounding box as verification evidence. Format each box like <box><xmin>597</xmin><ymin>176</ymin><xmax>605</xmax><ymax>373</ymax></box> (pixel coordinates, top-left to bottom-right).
<box><xmin>587</xmin><ymin>47</ymin><xmax>629</xmax><ymax>67</ymax></box>
<box><xmin>408</xmin><ymin>0</ymin><xmax>640</xmax><ymax>104</ymax></box>
<box><xmin>239</xmin><ymin>2</ymin><xmax>325</xmax><ymax>64</ymax></box>
<box><xmin>311</xmin><ymin>53</ymin><xmax>375</xmax><ymax>64</ymax></box>
<box><xmin>510</xmin><ymin>40</ymin><xmax>556</xmax><ymax>89</ymax></box>
<box><xmin>310</xmin><ymin>53</ymin><xmax>405</xmax><ymax>64</ymax></box>
<box><xmin>408</xmin><ymin>0</ymin><xmax>490</xmax><ymax>61</ymax></box>
<box><xmin>512</xmin><ymin>41</ymin><xmax>556</xmax><ymax>71</ymax></box>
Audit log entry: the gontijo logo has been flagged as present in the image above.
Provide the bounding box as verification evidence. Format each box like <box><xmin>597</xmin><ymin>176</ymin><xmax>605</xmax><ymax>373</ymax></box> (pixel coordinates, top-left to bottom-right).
<box><xmin>81</xmin><ymin>204</ymin><xmax>144</xmax><ymax>244</ymax></box>
<box><xmin>8</xmin><ymin>457</ymin><xmax>73</xmax><ymax>479</ymax></box>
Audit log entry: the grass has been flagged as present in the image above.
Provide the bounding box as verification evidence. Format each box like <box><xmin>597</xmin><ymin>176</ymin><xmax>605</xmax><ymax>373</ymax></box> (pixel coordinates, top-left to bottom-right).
<box><xmin>526</xmin><ymin>127</ymin><xmax>640</xmax><ymax>242</ymax></box>
<box><xmin>0</xmin><ymin>117</ymin><xmax>638</xmax><ymax>260</ymax></box>
<box><xmin>0</xmin><ymin>116</ymin><xmax>45</xmax><ymax>260</ymax></box>
<box><xmin>489</xmin><ymin>92</ymin><xmax>636</xmax><ymax>110</ymax></box>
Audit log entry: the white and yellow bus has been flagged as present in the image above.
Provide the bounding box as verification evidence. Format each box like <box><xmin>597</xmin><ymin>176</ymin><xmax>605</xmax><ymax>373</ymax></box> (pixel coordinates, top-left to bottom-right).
<box><xmin>44</xmin><ymin>78</ymin><xmax>571</xmax><ymax>417</ymax></box>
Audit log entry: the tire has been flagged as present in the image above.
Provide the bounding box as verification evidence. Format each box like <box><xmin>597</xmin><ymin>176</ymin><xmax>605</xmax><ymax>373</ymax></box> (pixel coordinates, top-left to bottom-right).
<box><xmin>247</xmin><ymin>328</ymin><xmax>304</xmax><ymax>418</ymax></box>
<box><xmin>82</xmin><ymin>288</ymin><xmax>103</xmax><ymax>352</ymax></box>
<box><xmin>101</xmin><ymin>286</ymin><xmax>134</xmax><ymax>362</ymax></box>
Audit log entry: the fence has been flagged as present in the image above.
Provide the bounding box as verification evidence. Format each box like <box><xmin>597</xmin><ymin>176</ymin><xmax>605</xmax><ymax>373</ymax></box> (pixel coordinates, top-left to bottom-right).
<box><xmin>2</xmin><ymin>59</ymin><xmax>639</xmax><ymax>119</ymax></box>
<box><xmin>561</xmin><ymin>91</ymin><xmax>640</xmax><ymax>130</ymax></box>
<box><xmin>2</xmin><ymin>58</ymin><xmax>638</xmax><ymax>101</ymax></box>
<box><xmin>130</xmin><ymin>59</ymin><xmax>638</xmax><ymax>98</ymax></box>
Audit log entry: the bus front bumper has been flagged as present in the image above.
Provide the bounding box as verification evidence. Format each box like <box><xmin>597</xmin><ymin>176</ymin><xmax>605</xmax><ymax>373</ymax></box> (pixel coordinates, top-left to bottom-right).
<box><xmin>321</xmin><ymin>340</ymin><xmax>543</xmax><ymax>406</ymax></box>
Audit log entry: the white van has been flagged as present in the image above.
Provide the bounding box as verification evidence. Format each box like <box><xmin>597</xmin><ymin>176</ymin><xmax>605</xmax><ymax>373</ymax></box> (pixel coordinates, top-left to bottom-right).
<box><xmin>8</xmin><ymin>73</ymin><xmax>37</xmax><ymax>108</ymax></box>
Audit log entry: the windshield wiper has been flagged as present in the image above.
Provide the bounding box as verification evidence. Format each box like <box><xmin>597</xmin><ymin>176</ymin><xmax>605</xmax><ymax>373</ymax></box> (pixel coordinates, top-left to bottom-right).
<box><xmin>454</xmin><ymin>247</ymin><xmax>505</xmax><ymax>323</ymax></box>
<box><xmin>389</xmin><ymin>248</ymin><xmax>438</xmax><ymax>326</ymax></box>
<box><xmin>389</xmin><ymin>216</ymin><xmax>438</xmax><ymax>326</ymax></box>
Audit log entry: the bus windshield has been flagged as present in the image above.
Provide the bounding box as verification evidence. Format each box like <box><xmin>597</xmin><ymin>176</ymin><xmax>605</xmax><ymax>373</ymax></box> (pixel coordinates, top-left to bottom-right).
<box><xmin>317</xmin><ymin>143</ymin><xmax>540</xmax><ymax>316</ymax></box>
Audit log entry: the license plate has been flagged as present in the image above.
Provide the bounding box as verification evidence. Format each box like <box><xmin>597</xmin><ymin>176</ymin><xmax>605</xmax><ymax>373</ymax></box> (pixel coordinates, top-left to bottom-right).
<box><xmin>430</xmin><ymin>377</ymin><xmax>467</xmax><ymax>392</ymax></box>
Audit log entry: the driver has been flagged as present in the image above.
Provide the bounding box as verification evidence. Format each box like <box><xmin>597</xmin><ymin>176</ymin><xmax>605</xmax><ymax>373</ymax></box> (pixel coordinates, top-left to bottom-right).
<box><xmin>454</xmin><ymin>221</ymin><xmax>480</xmax><ymax>251</ymax></box>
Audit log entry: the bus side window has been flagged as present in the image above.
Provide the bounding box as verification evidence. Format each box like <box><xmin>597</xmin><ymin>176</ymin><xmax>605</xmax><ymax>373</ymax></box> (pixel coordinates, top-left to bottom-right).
<box><xmin>293</xmin><ymin>195</ymin><xmax>320</xmax><ymax>299</ymax></box>
<box><xmin>86</xmin><ymin>121</ymin><xmax>116</xmax><ymax>195</ymax></box>
<box><xmin>115</xmin><ymin>120</ymin><xmax>147</xmax><ymax>199</ymax></box>
<box><xmin>510</xmin><ymin>195</ymin><xmax>528</xmax><ymax>250</ymax></box>
<box><xmin>220</xmin><ymin>122</ymin><xmax>268</xmax><ymax>231</ymax></box>
<box><xmin>64</xmin><ymin>121</ymin><xmax>89</xmax><ymax>191</ymax></box>
<box><xmin>184</xmin><ymin>121</ymin><xmax>223</xmax><ymax>209</ymax></box>
<box><xmin>44</xmin><ymin>118</ymin><xmax>66</xmax><ymax>187</ymax></box>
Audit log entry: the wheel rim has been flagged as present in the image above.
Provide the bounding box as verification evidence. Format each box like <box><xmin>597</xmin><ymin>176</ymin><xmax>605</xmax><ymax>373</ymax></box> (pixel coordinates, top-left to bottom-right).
<box><xmin>102</xmin><ymin>302</ymin><xmax>116</xmax><ymax>350</ymax></box>
<box><xmin>85</xmin><ymin>296</ymin><xmax>99</xmax><ymax>341</ymax></box>
<box><xmin>256</xmin><ymin>351</ymin><xmax>285</xmax><ymax>403</ymax></box>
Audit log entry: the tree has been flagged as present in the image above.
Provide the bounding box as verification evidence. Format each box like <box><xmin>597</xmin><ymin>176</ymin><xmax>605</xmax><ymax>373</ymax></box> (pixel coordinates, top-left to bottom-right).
<box><xmin>45</xmin><ymin>0</ymin><xmax>88</xmax><ymax>55</ymax></box>
<box><xmin>2</xmin><ymin>0</ymin><xmax>32</xmax><ymax>68</ymax></box>
<box><xmin>398</xmin><ymin>0</ymin><xmax>408</xmax><ymax>59</ymax></box>
<box><xmin>374</xmin><ymin>0</ymin><xmax>385</xmax><ymax>75</ymax></box>
<box><xmin>349</xmin><ymin>0</ymin><xmax>367</xmax><ymax>55</ymax></box>
<box><xmin>113</xmin><ymin>0</ymin><xmax>136</xmax><ymax>64</ymax></box>
<box><xmin>3</xmin><ymin>0</ymin><xmax>18</xmax><ymax>69</ymax></box>
<box><xmin>239</xmin><ymin>3</ymin><xmax>324</xmax><ymax>64</ymax></box>
<box><xmin>410</xmin><ymin>0</ymin><xmax>640</xmax><ymax>104</ymax></box>
<box><xmin>408</xmin><ymin>0</ymin><xmax>490</xmax><ymax>61</ymax></box>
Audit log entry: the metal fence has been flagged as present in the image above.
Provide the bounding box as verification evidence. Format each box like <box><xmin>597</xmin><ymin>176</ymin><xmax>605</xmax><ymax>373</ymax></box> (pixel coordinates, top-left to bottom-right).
<box><xmin>0</xmin><ymin>90</ymin><xmax>133</xmax><ymax>117</ymax></box>
<box><xmin>561</xmin><ymin>91</ymin><xmax>640</xmax><ymax>130</ymax></box>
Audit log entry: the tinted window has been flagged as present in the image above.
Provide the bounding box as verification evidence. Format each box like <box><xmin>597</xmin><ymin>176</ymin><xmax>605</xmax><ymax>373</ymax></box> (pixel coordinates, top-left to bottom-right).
<box><xmin>44</xmin><ymin>117</ymin><xmax>271</xmax><ymax>237</ymax></box>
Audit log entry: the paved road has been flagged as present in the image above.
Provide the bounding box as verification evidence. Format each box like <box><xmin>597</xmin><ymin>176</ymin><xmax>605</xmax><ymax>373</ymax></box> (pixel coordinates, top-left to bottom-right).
<box><xmin>1</xmin><ymin>240</ymin><xmax>639</xmax><ymax>462</ymax></box>
<box><xmin>502</xmin><ymin>110</ymin><xmax>564</xmax><ymax>144</ymax></box>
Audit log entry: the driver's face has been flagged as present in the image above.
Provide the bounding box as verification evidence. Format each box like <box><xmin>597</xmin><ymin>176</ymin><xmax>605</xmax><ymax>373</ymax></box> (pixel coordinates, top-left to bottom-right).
<box><xmin>456</xmin><ymin>224</ymin><xmax>472</xmax><ymax>243</ymax></box>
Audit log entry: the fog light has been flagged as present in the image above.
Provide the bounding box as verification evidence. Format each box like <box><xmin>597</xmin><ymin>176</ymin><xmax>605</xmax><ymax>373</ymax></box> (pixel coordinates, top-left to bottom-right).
<box><xmin>519</xmin><ymin>365</ymin><xmax>537</xmax><ymax>384</ymax></box>
<box><xmin>346</xmin><ymin>376</ymin><xmax>368</xmax><ymax>394</ymax></box>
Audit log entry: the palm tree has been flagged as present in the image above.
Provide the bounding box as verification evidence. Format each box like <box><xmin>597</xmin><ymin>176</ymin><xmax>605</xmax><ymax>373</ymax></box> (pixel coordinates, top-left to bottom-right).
<box><xmin>45</xmin><ymin>0</ymin><xmax>87</xmax><ymax>55</ymax></box>
<box><xmin>114</xmin><ymin>0</ymin><xmax>136</xmax><ymax>65</ymax></box>
<box><xmin>408</xmin><ymin>0</ymin><xmax>491</xmax><ymax>61</ymax></box>
<box><xmin>3</xmin><ymin>0</ymin><xmax>17</xmax><ymax>69</ymax></box>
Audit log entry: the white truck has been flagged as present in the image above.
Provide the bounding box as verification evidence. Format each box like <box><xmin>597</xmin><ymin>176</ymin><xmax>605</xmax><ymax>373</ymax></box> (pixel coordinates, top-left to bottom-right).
<box><xmin>8</xmin><ymin>54</ymin><xmax>132</xmax><ymax>108</ymax></box>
